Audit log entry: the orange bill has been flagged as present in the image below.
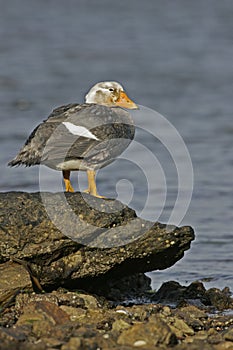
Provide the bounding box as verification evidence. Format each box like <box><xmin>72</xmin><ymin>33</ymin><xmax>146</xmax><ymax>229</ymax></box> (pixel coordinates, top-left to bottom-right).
<box><xmin>115</xmin><ymin>91</ymin><xmax>138</xmax><ymax>109</ymax></box>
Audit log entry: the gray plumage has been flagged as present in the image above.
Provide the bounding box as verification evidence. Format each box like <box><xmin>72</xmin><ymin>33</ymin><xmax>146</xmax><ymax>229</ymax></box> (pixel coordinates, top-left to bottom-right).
<box><xmin>8</xmin><ymin>103</ymin><xmax>135</xmax><ymax>171</ymax></box>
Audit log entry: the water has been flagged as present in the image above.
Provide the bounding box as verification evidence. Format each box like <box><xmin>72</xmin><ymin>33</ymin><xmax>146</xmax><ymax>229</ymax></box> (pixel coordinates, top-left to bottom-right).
<box><xmin>1</xmin><ymin>1</ymin><xmax>232</xmax><ymax>292</ymax></box>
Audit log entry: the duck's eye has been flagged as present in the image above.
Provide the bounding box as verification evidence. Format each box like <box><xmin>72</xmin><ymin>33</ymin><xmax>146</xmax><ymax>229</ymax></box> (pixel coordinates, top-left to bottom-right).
<box><xmin>108</xmin><ymin>88</ymin><xmax>114</xmax><ymax>92</ymax></box>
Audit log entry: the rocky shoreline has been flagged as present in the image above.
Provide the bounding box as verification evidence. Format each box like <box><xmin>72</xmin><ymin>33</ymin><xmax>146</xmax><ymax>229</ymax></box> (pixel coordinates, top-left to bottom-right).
<box><xmin>0</xmin><ymin>278</ymin><xmax>232</xmax><ymax>350</ymax></box>
<box><xmin>0</xmin><ymin>192</ymin><xmax>232</xmax><ymax>349</ymax></box>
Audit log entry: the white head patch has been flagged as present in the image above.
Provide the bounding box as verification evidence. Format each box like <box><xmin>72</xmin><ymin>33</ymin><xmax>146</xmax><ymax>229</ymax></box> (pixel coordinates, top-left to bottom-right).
<box><xmin>85</xmin><ymin>81</ymin><xmax>124</xmax><ymax>103</ymax></box>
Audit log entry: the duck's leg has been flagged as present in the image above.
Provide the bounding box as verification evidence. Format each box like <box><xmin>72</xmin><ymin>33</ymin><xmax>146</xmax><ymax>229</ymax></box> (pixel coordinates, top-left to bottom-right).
<box><xmin>86</xmin><ymin>170</ymin><xmax>105</xmax><ymax>198</ymax></box>
<box><xmin>62</xmin><ymin>170</ymin><xmax>74</xmax><ymax>192</ymax></box>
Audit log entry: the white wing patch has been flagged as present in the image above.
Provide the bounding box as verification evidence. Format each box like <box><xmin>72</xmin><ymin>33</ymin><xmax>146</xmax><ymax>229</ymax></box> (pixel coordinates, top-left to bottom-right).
<box><xmin>62</xmin><ymin>122</ymin><xmax>99</xmax><ymax>140</ymax></box>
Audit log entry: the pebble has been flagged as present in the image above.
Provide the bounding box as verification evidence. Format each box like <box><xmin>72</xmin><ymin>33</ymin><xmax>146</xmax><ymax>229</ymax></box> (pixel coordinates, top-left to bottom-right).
<box><xmin>116</xmin><ymin>309</ymin><xmax>128</xmax><ymax>315</ymax></box>
<box><xmin>133</xmin><ymin>340</ymin><xmax>147</xmax><ymax>347</ymax></box>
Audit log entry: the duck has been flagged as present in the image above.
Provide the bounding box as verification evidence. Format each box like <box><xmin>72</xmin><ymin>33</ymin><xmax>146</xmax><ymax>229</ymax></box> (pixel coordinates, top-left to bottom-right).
<box><xmin>8</xmin><ymin>81</ymin><xmax>138</xmax><ymax>197</ymax></box>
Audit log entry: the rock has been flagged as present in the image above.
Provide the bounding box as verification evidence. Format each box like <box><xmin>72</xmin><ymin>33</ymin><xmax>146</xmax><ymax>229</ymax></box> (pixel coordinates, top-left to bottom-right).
<box><xmin>112</xmin><ymin>318</ymin><xmax>131</xmax><ymax>332</ymax></box>
<box><xmin>173</xmin><ymin>305</ymin><xmax>207</xmax><ymax>331</ymax></box>
<box><xmin>151</xmin><ymin>281</ymin><xmax>233</xmax><ymax>310</ymax></box>
<box><xmin>40</xmin><ymin>337</ymin><xmax>65</xmax><ymax>348</ymax></box>
<box><xmin>61</xmin><ymin>337</ymin><xmax>81</xmax><ymax>350</ymax></box>
<box><xmin>0</xmin><ymin>261</ymin><xmax>32</xmax><ymax>305</ymax></box>
<box><xmin>0</xmin><ymin>191</ymin><xmax>194</xmax><ymax>298</ymax></box>
<box><xmin>77</xmin><ymin>293</ymin><xmax>102</xmax><ymax>309</ymax></box>
<box><xmin>152</xmin><ymin>280</ymin><xmax>208</xmax><ymax>304</ymax></box>
<box><xmin>133</xmin><ymin>340</ymin><xmax>148</xmax><ymax>347</ymax></box>
<box><xmin>0</xmin><ymin>327</ymin><xmax>38</xmax><ymax>350</ymax></box>
<box><xmin>174</xmin><ymin>305</ymin><xmax>207</xmax><ymax>319</ymax></box>
<box><xmin>174</xmin><ymin>339</ymin><xmax>216</xmax><ymax>350</ymax></box>
<box><xmin>0</xmin><ymin>286</ymin><xmax>233</xmax><ymax>350</ymax></box>
<box><xmin>117</xmin><ymin>315</ymin><xmax>178</xmax><ymax>347</ymax></box>
<box><xmin>15</xmin><ymin>291</ymin><xmax>59</xmax><ymax>310</ymax></box>
<box><xmin>169</xmin><ymin>317</ymin><xmax>195</xmax><ymax>337</ymax></box>
<box><xmin>16</xmin><ymin>300</ymin><xmax>70</xmax><ymax>337</ymax></box>
<box><xmin>223</xmin><ymin>328</ymin><xmax>233</xmax><ymax>342</ymax></box>
<box><xmin>214</xmin><ymin>342</ymin><xmax>233</xmax><ymax>350</ymax></box>
<box><xmin>51</xmin><ymin>290</ymin><xmax>85</xmax><ymax>308</ymax></box>
<box><xmin>208</xmin><ymin>330</ymin><xmax>224</xmax><ymax>345</ymax></box>
<box><xmin>59</xmin><ymin>305</ymin><xmax>86</xmax><ymax>322</ymax></box>
<box><xmin>206</xmin><ymin>287</ymin><xmax>233</xmax><ymax>311</ymax></box>
<box><xmin>91</xmin><ymin>272</ymin><xmax>152</xmax><ymax>301</ymax></box>
<box><xmin>0</xmin><ymin>325</ymin><xmax>31</xmax><ymax>342</ymax></box>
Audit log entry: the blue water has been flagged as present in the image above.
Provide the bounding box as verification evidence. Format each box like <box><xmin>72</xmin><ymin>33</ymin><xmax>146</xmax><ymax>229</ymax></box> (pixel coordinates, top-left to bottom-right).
<box><xmin>1</xmin><ymin>0</ymin><xmax>232</xmax><ymax>292</ymax></box>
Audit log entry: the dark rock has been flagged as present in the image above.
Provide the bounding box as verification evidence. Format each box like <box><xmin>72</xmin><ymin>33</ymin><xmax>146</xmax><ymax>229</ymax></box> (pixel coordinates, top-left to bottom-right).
<box><xmin>152</xmin><ymin>281</ymin><xmax>187</xmax><ymax>302</ymax></box>
<box><xmin>151</xmin><ymin>281</ymin><xmax>233</xmax><ymax>311</ymax></box>
<box><xmin>83</xmin><ymin>272</ymin><xmax>152</xmax><ymax>302</ymax></box>
<box><xmin>0</xmin><ymin>191</ymin><xmax>194</xmax><ymax>296</ymax></box>
<box><xmin>152</xmin><ymin>281</ymin><xmax>208</xmax><ymax>304</ymax></box>
<box><xmin>206</xmin><ymin>287</ymin><xmax>233</xmax><ymax>311</ymax></box>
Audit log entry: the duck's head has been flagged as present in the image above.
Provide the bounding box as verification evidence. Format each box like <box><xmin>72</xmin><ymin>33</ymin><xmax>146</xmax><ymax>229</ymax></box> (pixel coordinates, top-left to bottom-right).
<box><xmin>85</xmin><ymin>81</ymin><xmax>138</xmax><ymax>109</ymax></box>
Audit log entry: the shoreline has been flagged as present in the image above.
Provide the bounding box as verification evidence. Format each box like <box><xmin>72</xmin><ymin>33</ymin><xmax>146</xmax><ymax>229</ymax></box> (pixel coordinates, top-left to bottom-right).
<box><xmin>0</xmin><ymin>278</ymin><xmax>233</xmax><ymax>350</ymax></box>
<box><xmin>0</xmin><ymin>191</ymin><xmax>232</xmax><ymax>349</ymax></box>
